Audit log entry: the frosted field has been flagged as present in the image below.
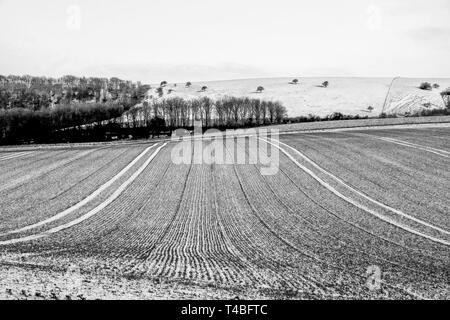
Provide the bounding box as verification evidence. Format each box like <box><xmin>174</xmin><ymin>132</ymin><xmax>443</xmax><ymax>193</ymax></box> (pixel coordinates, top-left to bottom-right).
<box><xmin>155</xmin><ymin>77</ymin><xmax>450</xmax><ymax>117</ymax></box>
<box><xmin>0</xmin><ymin>124</ymin><xmax>449</xmax><ymax>299</ymax></box>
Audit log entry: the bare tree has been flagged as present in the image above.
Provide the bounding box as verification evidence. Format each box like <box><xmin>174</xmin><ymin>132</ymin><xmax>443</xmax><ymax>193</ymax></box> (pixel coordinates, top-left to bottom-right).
<box><xmin>260</xmin><ymin>101</ymin><xmax>268</xmax><ymax>124</ymax></box>
<box><xmin>267</xmin><ymin>101</ymin><xmax>275</xmax><ymax>123</ymax></box>
<box><xmin>200</xmin><ymin>97</ymin><xmax>213</xmax><ymax>127</ymax></box>
<box><xmin>274</xmin><ymin>101</ymin><xmax>287</xmax><ymax>123</ymax></box>
<box><xmin>252</xmin><ymin>99</ymin><xmax>262</xmax><ymax>125</ymax></box>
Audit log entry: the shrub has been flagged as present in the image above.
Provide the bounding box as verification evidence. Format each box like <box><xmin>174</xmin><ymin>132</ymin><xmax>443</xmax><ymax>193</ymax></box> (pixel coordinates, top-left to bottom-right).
<box><xmin>287</xmin><ymin>112</ymin><xmax>368</xmax><ymax>123</ymax></box>
<box><xmin>433</xmin><ymin>83</ymin><xmax>440</xmax><ymax>89</ymax></box>
<box><xmin>414</xmin><ymin>108</ymin><xmax>450</xmax><ymax>117</ymax></box>
<box><xmin>156</xmin><ymin>87</ymin><xmax>164</xmax><ymax>97</ymax></box>
<box><xmin>380</xmin><ymin>112</ymin><xmax>398</xmax><ymax>118</ymax></box>
<box><xmin>419</xmin><ymin>82</ymin><xmax>432</xmax><ymax>90</ymax></box>
<box><xmin>322</xmin><ymin>81</ymin><xmax>329</xmax><ymax>88</ymax></box>
<box><xmin>328</xmin><ymin>112</ymin><xmax>344</xmax><ymax>120</ymax></box>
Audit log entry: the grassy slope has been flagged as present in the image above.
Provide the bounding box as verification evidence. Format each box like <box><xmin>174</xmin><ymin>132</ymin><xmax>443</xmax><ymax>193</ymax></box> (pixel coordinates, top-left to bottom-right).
<box><xmin>156</xmin><ymin>77</ymin><xmax>450</xmax><ymax>117</ymax></box>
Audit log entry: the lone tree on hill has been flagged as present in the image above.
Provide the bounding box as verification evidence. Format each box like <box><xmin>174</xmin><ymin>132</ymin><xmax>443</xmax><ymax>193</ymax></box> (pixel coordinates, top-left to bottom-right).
<box><xmin>256</xmin><ymin>86</ymin><xmax>264</xmax><ymax>93</ymax></box>
<box><xmin>291</xmin><ymin>79</ymin><xmax>299</xmax><ymax>84</ymax></box>
<box><xmin>201</xmin><ymin>86</ymin><xmax>208</xmax><ymax>92</ymax></box>
<box><xmin>185</xmin><ymin>82</ymin><xmax>192</xmax><ymax>88</ymax></box>
<box><xmin>322</xmin><ymin>81</ymin><xmax>329</xmax><ymax>88</ymax></box>
<box><xmin>160</xmin><ymin>81</ymin><xmax>168</xmax><ymax>87</ymax></box>
<box><xmin>419</xmin><ymin>82</ymin><xmax>432</xmax><ymax>90</ymax></box>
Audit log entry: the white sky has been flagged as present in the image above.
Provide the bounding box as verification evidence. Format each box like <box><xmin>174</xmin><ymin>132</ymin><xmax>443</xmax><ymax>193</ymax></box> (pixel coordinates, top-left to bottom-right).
<box><xmin>0</xmin><ymin>0</ymin><xmax>449</xmax><ymax>82</ymax></box>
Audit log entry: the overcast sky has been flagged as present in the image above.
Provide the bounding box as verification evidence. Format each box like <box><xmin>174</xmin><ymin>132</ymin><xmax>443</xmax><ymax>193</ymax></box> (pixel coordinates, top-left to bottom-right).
<box><xmin>0</xmin><ymin>0</ymin><xmax>449</xmax><ymax>82</ymax></box>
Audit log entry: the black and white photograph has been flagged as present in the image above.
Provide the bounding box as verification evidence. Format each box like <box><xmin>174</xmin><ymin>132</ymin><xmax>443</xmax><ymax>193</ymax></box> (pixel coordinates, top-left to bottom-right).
<box><xmin>0</xmin><ymin>0</ymin><xmax>449</xmax><ymax>308</ymax></box>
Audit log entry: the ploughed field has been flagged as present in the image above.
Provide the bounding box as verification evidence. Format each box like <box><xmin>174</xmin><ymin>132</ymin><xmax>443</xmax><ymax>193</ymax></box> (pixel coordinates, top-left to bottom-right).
<box><xmin>0</xmin><ymin>127</ymin><xmax>449</xmax><ymax>299</ymax></box>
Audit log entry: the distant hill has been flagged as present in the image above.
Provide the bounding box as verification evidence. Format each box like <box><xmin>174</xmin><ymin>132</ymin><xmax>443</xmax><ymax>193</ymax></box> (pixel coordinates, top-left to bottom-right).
<box><xmin>148</xmin><ymin>77</ymin><xmax>450</xmax><ymax>117</ymax></box>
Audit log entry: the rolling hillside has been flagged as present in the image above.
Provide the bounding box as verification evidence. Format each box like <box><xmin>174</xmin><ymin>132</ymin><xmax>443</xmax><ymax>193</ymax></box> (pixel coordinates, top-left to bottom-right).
<box><xmin>150</xmin><ymin>77</ymin><xmax>450</xmax><ymax>118</ymax></box>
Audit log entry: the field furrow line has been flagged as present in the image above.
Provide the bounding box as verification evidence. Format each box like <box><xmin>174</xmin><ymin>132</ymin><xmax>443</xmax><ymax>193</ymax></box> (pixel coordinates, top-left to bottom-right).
<box><xmin>208</xmin><ymin>161</ymin><xmax>265</xmax><ymax>284</ymax></box>
<box><xmin>0</xmin><ymin>150</ymin><xmax>68</xmax><ymax>180</ymax></box>
<box><xmin>246</xmin><ymin>138</ymin><xmax>440</xmax><ymax>297</ymax></box>
<box><xmin>121</xmin><ymin>142</ymin><xmax>195</xmax><ymax>276</ymax></box>
<box><xmin>0</xmin><ymin>148</ymin><xmax>131</xmax><ymax>219</ymax></box>
<box><xmin>211</xmin><ymin>154</ymin><xmax>300</xmax><ymax>288</ymax></box>
<box><xmin>148</xmin><ymin>143</ymin><xmax>194</xmax><ymax>249</ymax></box>
<box><xmin>369</xmin><ymin>136</ymin><xmax>450</xmax><ymax>157</ymax></box>
<box><xmin>105</xmin><ymin>162</ymin><xmax>173</xmax><ymax>263</ymax></box>
<box><xmin>0</xmin><ymin>152</ymin><xmax>33</xmax><ymax>161</ymax></box>
<box><xmin>0</xmin><ymin>144</ymin><xmax>158</xmax><ymax>237</ymax></box>
<box><xmin>229</xmin><ymin>144</ymin><xmax>343</xmax><ymax>295</ymax></box>
<box><xmin>287</xmin><ymin>135</ymin><xmax>450</xmax><ymax>226</ymax></box>
<box><xmin>282</xmin><ymin>136</ymin><xmax>450</xmax><ymax>232</ymax></box>
<box><xmin>0</xmin><ymin>143</ymin><xmax>167</xmax><ymax>245</ymax></box>
<box><xmin>277</xmin><ymin>163</ymin><xmax>447</xmax><ymax>265</ymax></box>
<box><xmin>300</xmin><ymin>132</ymin><xmax>450</xmax><ymax>189</ymax></box>
<box><xmin>264</xmin><ymin>138</ymin><xmax>450</xmax><ymax>245</ymax></box>
<box><xmin>259</xmin><ymin>159</ymin><xmax>437</xmax><ymax>276</ymax></box>
<box><xmin>271</xmin><ymin>159</ymin><xmax>449</xmax><ymax>283</ymax></box>
<box><xmin>383</xmin><ymin>129</ymin><xmax>450</xmax><ymax>148</ymax></box>
<box><xmin>20</xmin><ymin>148</ymin><xmax>130</xmax><ymax>211</ymax></box>
<box><xmin>243</xmin><ymin>138</ymin><xmax>442</xmax><ymax>297</ymax></box>
<box><xmin>227</xmin><ymin>138</ymin><xmax>398</xmax><ymax>296</ymax></box>
<box><xmin>0</xmin><ymin>148</ymin><xmax>99</xmax><ymax>193</ymax></box>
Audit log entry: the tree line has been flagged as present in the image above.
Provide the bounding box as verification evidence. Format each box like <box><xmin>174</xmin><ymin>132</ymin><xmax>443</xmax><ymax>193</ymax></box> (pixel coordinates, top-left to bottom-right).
<box><xmin>128</xmin><ymin>96</ymin><xmax>287</xmax><ymax>130</ymax></box>
<box><xmin>0</xmin><ymin>96</ymin><xmax>288</xmax><ymax>144</ymax></box>
<box><xmin>0</xmin><ymin>75</ymin><xmax>150</xmax><ymax>111</ymax></box>
<box><xmin>0</xmin><ymin>102</ymin><xmax>126</xmax><ymax>144</ymax></box>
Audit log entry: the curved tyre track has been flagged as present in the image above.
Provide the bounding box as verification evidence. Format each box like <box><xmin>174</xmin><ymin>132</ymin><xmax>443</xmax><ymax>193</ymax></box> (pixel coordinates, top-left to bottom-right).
<box><xmin>370</xmin><ymin>136</ymin><xmax>450</xmax><ymax>157</ymax></box>
<box><xmin>262</xmin><ymin>138</ymin><xmax>450</xmax><ymax>246</ymax></box>
<box><xmin>0</xmin><ymin>143</ymin><xmax>166</xmax><ymax>245</ymax></box>
<box><xmin>0</xmin><ymin>152</ymin><xmax>33</xmax><ymax>162</ymax></box>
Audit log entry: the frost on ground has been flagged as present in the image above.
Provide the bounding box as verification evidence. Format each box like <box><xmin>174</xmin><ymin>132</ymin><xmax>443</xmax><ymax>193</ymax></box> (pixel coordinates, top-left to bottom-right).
<box><xmin>0</xmin><ymin>124</ymin><xmax>448</xmax><ymax>300</ymax></box>
<box><xmin>0</xmin><ymin>262</ymin><xmax>276</xmax><ymax>300</ymax></box>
